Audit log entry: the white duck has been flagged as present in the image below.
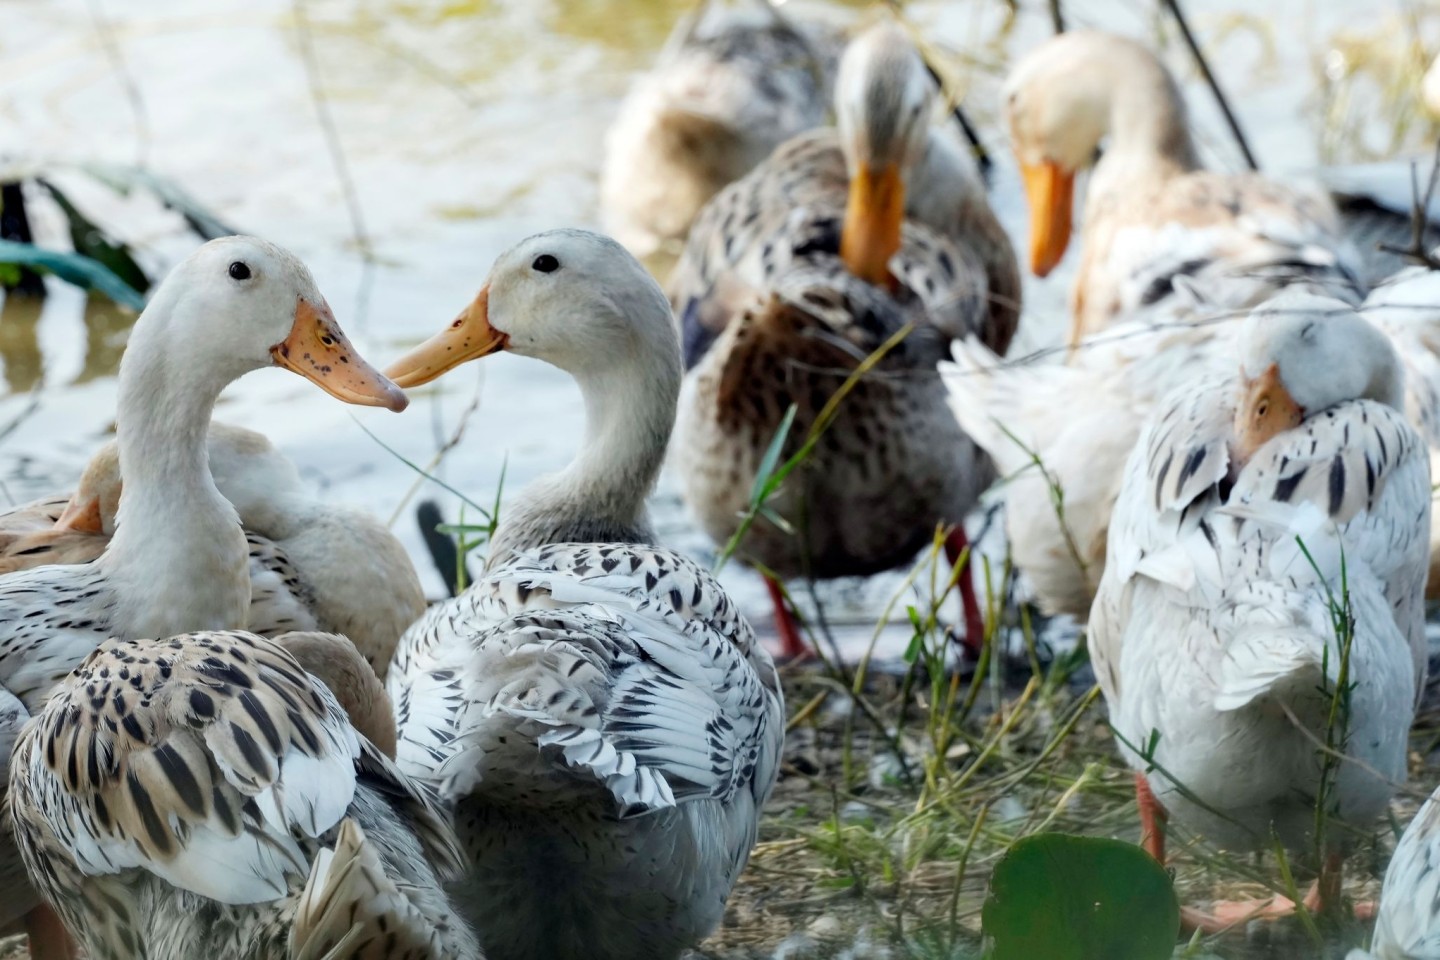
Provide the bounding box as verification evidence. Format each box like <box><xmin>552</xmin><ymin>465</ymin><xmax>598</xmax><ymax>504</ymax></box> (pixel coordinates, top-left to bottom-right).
<box><xmin>1005</xmin><ymin>30</ymin><xmax>1363</xmax><ymax>345</ymax></box>
<box><xmin>0</xmin><ymin>236</ymin><xmax>406</xmax><ymax>957</ymax></box>
<box><xmin>945</xmin><ymin>294</ymin><xmax>1242</xmax><ymax>619</ymax></box>
<box><xmin>1350</xmin><ymin>783</ymin><xmax>1440</xmax><ymax>959</ymax></box>
<box><xmin>1359</xmin><ymin>266</ymin><xmax>1440</xmax><ymax>599</ymax></box>
<box><xmin>1091</xmin><ymin>291</ymin><xmax>1430</xmax><ymax>926</ymax></box>
<box><xmin>600</xmin><ymin>0</ymin><xmax>840</xmax><ymax>256</ymax></box>
<box><xmin>0</xmin><ymin>422</ymin><xmax>426</xmax><ymax>678</ymax></box>
<box><xmin>382</xmin><ymin>229</ymin><xmax>783</xmax><ymax>960</ymax></box>
<box><xmin>9</xmin><ymin>629</ymin><xmax>477</xmax><ymax>960</ymax></box>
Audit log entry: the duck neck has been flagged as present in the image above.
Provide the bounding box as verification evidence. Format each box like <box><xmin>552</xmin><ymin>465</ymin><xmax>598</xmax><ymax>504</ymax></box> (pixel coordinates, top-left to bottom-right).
<box><xmin>490</xmin><ymin>350</ymin><xmax>679</xmax><ymax>563</ymax></box>
<box><xmin>104</xmin><ymin>316</ymin><xmax>252</xmax><ymax>637</ymax></box>
<box><xmin>1092</xmin><ymin>59</ymin><xmax>1200</xmax><ymax>190</ymax></box>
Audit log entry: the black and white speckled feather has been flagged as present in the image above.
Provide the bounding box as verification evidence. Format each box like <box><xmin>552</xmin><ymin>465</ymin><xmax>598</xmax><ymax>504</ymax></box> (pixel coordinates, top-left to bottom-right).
<box><xmin>390</xmin><ymin>542</ymin><xmax>782</xmax><ymax>960</ymax></box>
<box><xmin>9</xmin><ymin>630</ymin><xmax>477</xmax><ymax>960</ymax></box>
<box><xmin>1090</xmin><ymin>367</ymin><xmax>1429</xmax><ymax>854</ymax></box>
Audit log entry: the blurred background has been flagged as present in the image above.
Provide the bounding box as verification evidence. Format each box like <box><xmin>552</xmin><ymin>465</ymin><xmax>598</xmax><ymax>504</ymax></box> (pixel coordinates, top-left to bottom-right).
<box><xmin>2</xmin><ymin>0</ymin><xmax>1437</xmax><ymax>651</ymax></box>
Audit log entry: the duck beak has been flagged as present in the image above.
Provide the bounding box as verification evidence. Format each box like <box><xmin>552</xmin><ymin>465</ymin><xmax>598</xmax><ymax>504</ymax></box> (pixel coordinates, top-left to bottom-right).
<box><xmin>54</xmin><ymin>495</ymin><xmax>104</xmax><ymax>534</ymax></box>
<box><xmin>1020</xmin><ymin>160</ymin><xmax>1075</xmax><ymax>277</ymax></box>
<box><xmin>1234</xmin><ymin>363</ymin><xmax>1304</xmax><ymax>461</ymax></box>
<box><xmin>384</xmin><ymin>286</ymin><xmax>507</xmax><ymax>388</ymax></box>
<box><xmin>272</xmin><ymin>299</ymin><xmax>409</xmax><ymax>412</ymax></box>
<box><xmin>841</xmin><ymin>162</ymin><xmax>905</xmax><ymax>288</ymax></box>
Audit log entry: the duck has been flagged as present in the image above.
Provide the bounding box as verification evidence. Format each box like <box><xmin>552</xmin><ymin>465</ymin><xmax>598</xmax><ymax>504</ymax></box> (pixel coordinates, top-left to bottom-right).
<box><xmin>944</xmin><ymin>291</ymin><xmax>1241</xmax><ymax>619</ymax></box>
<box><xmin>0</xmin><ymin>236</ymin><xmax>406</xmax><ymax>958</ymax></box>
<box><xmin>1349</xmin><ymin>782</ymin><xmax>1440</xmax><ymax>959</ymax></box>
<box><xmin>1004</xmin><ymin>30</ymin><xmax>1364</xmax><ymax>346</ymax></box>
<box><xmin>666</xmin><ymin>18</ymin><xmax>1020</xmax><ymax>658</ymax></box>
<box><xmin>1089</xmin><ymin>290</ymin><xmax>1429</xmax><ymax>928</ymax></box>
<box><xmin>600</xmin><ymin>0</ymin><xmax>841</xmax><ymax>257</ymax></box>
<box><xmin>0</xmin><ymin>421</ymin><xmax>426</xmax><ymax>679</ymax></box>
<box><xmin>381</xmin><ymin>229</ymin><xmax>783</xmax><ymax>960</ymax></box>
<box><xmin>1358</xmin><ymin>265</ymin><xmax>1440</xmax><ymax>600</ymax></box>
<box><xmin>8</xmin><ymin>629</ymin><xmax>477</xmax><ymax>960</ymax></box>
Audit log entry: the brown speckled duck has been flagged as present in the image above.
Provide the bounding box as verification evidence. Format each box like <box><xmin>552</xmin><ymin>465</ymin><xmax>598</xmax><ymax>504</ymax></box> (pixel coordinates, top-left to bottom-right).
<box><xmin>667</xmin><ymin>17</ymin><xmax>1018</xmax><ymax>656</ymax></box>
<box><xmin>0</xmin><ymin>422</ymin><xmax>425</xmax><ymax>679</ymax></box>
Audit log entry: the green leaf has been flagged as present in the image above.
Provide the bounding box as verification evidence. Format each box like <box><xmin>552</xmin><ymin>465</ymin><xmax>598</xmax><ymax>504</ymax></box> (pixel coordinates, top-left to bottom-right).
<box><xmin>0</xmin><ymin>240</ymin><xmax>145</xmax><ymax>310</ymax></box>
<box><xmin>982</xmin><ymin>833</ymin><xmax>1178</xmax><ymax>960</ymax></box>
<box><xmin>749</xmin><ymin>403</ymin><xmax>798</xmax><ymax>506</ymax></box>
<box><xmin>37</xmin><ymin>179</ymin><xmax>150</xmax><ymax>293</ymax></box>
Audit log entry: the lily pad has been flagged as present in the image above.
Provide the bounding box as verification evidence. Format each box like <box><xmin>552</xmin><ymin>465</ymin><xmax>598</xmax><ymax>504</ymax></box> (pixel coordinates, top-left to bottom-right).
<box><xmin>0</xmin><ymin>240</ymin><xmax>146</xmax><ymax>310</ymax></box>
<box><xmin>982</xmin><ymin>833</ymin><xmax>1179</xmax><ymax>960</ymax></box>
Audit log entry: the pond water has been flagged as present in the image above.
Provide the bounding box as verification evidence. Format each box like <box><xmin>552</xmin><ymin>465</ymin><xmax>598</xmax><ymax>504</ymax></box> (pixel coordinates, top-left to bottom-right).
<box><xmin>0</xmin><ymin>0</ymin><xmax>1436</xmax><ymax>659</ymax></box>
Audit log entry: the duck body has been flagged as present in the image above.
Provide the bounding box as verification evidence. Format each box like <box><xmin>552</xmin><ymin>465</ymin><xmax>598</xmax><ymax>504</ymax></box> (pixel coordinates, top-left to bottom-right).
<box><xmin>1360</xmin><ymin>784</ymin><xmax>1440</xmax><ymax>958</ymax></box>
<box><xmin>601</xmin><ymin>3</ymin><xmax>840</xmax><ymax>256</ymax></box>
<box><xmin>0</xmin><ymin>422</ymin><xmax>425</xmax><ymax>678</ymax></box>
<box><xmin>10</xmin><ymin>630</ymin><xmax>477</xmax><ymax>960</ymax></box>
<box><xmin>391</xmin><ymin>544</ymin><xmax>780</xmax><ymax>960</ymax></box>
<box><xmin>383</xmin><ymin>229</ymin><xmax>782</xmax><ymax>960</ymax></box>
<box><xmin>0</xmin><ymin>236</ymin><xmax>406</xmax><ymax>948</ymax></box>
<box><xmin>1006</xmin><ymin>30</ymin><xmax>1363</xmax><ymax>342</ymax></box>
<box><xmin>1360</xmin><ymin>267</ymin><xmax>1440</xmax><ymax>600</ymax></box>
<box><xmin>1090</xmin><ymin>294</ymin><xmax>1428</xmax><ymax>861</ymax></box>
<box><xmin>677</xmin><ymin>240</ymin><xmax>988</xmax><ymax>578</ymax></box>
<box><xmin>669</xmin><ymin>21</ymin><xmax>1018</xmax><ymax>582</ymax></box>
<box><xmin>946</xmin><ymin>302</ymin><xmax>1240</xmax><ymax>617</ymax></box>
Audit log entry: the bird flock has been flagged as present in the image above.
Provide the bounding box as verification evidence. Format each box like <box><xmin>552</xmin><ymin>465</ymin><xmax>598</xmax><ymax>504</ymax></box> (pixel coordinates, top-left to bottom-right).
<box><xmin>2</xmin><ymin>3</ymin><xmax>1440</xmax><ymax>959</ymax></box>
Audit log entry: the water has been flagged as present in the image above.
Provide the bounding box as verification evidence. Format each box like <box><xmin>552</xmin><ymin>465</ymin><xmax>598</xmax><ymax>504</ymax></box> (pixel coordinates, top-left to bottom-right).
<box><xmin>0</xmin><ymin>0</ymin><xmax>1436</xmax><ymax>659</ymax></box>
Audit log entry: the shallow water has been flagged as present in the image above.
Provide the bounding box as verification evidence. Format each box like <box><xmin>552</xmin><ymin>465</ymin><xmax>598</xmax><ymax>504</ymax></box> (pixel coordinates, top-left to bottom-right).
<box><xmin>0</xmin><ymin>0</ymin><xmax>1436</xmax><ymax>661</ymax></box>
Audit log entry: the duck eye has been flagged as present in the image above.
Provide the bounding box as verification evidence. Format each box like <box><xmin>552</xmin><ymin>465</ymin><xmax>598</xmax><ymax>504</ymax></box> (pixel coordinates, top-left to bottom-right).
<box><xmin>532</xmin><ymin>254</ymin><xmax>560</xmax><ymax>273</ymax></box>
<box><xmin>228</xmin><ymin>261</ymin><xmax>252</xmax><ymax>281</ymax></box>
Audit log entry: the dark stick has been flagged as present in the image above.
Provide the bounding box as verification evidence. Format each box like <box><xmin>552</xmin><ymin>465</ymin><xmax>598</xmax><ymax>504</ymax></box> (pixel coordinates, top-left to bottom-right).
<box><xmin>1376</xmin><ymin>138</ymin><xmax>1440</xmax><ymax>270</ymax></box>
<box><xmin>1161</xmin><ymin>0</ymin><xmax>1259</xmax><ymax>172</ymax></box>
<box><xmin>0</xmin><ymin>183</ymin><xmax>46</xmax><ymax>298</ymax></box>
<box><xmin>921</xmin><ymin>61</ymin><xmax>995</xmax><ymax>185</ymax></box>
<box><xmin>1047</xmin><ymin>0</ymin><xmax>1065</xmax><ymax>33</ymax></box>
<box><xmin>416</xmin><ymin>500</ymin><xmax>471</xmax><ymax>598</ymax></box>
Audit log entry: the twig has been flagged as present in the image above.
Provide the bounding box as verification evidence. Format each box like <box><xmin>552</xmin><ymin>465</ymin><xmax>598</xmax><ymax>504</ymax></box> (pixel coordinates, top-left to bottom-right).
<box><xmin>293</xmin><ymin>0</ymin><xmax>376</xmax><ymax>327</ymax></box>
<box><xmin>87</xmin><ymin>0</ymin><xmax>150</xmax><ymax>169</ymax></box>
<box><xmin>1161</xmin><ymin>0</ymin><xmax>1259</xmax><ymax>172</ymax></box>
<box><xmin>1047</xmin><ymin>0</ymin><xmax>1065</xmax><ymax>34</ymax></box>
<box><xmin>1376</xmin><ymin>138</ymin><xmax>1440</xmax><ymax>270</ymax></box>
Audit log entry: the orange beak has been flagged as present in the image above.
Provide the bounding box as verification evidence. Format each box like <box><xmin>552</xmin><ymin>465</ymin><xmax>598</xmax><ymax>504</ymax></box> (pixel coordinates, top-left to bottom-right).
<box><xmin>1233</xmin><ymin>363</ymin><xmax>1304</xmax><ymax>462</ymax></box>
<box><xmin>271</xmin><ymin>299</ymin><xmax>409</xmax><ymax>411</ymax></box>
<box><xmin>840</xmin><ymin>162</ymin><xmax>905</xmax><ymax>288</ymax></box>
<box><xmin>384</xmin><ymin>286</ymin><xmax>508</xmax><ymax>388</ymax></box>
<box><xmin>54</xmin><ymin>494</ymin><xmax>104</xmax><ymax>534</ymax></box>
<box><xmin>1020</xmin><ymin>160</ymin><xmax>1075</xmax><ymax>277</ymax></box>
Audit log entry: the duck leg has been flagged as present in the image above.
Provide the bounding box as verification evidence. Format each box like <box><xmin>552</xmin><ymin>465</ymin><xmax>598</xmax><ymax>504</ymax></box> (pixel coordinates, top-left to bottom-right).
<box><xmin>1135</xmin><ymin>773</ymin><xmax>1168</xmax><ymax>864</ymax></box>
<box><xmin>943</xmin><ymin>527</ymin><xmax>985</xmax><ymax>657</ymax></box>
<box><xmin>1201</xmin><ymin>854</ymin><xmax>1355</xmax><ymax>930</ymax></box>
<box><xmin>763</xmin><ymin>575</ymin><xmax>809</xmax><ymax>660</ymax></box>
<box><xmin>25</xmin><ymin>904</ymin><xmax>78</xmax><ymax>960</ymax></box>
<box><xmin>1135</xmin><ymin>774</ymin><xmax>1236</xmax><ymax>934</ymax></box>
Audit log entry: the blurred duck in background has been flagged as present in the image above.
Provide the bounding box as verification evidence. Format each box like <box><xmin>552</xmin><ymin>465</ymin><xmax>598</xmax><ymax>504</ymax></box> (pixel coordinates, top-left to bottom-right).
<box><xmin>668</xmin><ymin>16</ymin><xmax>1019</xmax><ymax>659</ymax></box>
<box><xmin>601</xmin><ymin>0</ymin><xmax>843</xmax><ymax>257</ymax></box>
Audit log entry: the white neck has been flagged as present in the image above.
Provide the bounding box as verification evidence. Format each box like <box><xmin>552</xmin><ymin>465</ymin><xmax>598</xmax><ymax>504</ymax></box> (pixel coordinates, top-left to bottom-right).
<box><xmin>1085</xmin><ymin>48</ymin><xmax>1201</xmax><ymax>194</ymax></box>
<box><xmin>490</xmin><ymin>349</ymin><xmax>679</xmax><ymax>561</ymax></box>
<box><xmin>102</xmin><ymin>310</ymin><xmax>252</xmax><ymax>637</ymax></box>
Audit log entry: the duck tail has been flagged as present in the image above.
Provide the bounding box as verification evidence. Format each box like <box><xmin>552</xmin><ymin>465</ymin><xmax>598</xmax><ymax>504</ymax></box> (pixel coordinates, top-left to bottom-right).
<box><xmin>291</xmin><ymin>818</ymin><xmax>442</xmax><ymax>960</ymax></box>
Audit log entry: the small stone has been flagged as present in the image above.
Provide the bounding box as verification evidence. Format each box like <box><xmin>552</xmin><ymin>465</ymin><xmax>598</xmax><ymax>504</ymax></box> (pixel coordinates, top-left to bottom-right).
<box><xmin>806</xmin><ymin>915</ymin><xmax>842</xmax><ymax>941</ymax></box>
